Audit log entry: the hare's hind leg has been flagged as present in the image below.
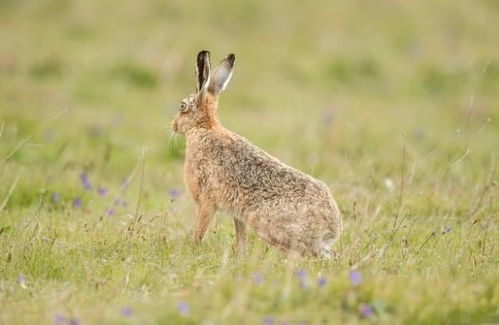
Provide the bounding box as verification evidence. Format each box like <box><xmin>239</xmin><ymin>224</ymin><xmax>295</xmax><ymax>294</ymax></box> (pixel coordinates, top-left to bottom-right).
<box><xmin>193</xmin><ymin>202</ymin><xmax>216</xmax><ymax>245</ymax></box>
<box><xmin>233</xmin><ymin>218</ymin><xmax>247</xmax><ymax>257</ymax></box>
<box><xmin>247</xmin><ymin>213</ymin><xmax>308</xmax><ymax>256</ymax></box>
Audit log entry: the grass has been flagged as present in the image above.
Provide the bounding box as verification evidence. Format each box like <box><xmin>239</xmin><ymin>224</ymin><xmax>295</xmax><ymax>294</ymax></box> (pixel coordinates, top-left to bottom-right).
<box><xmin>0</xmin><ymin>0</ymin><xmax>498</xmax><ymax>323</ymax></box>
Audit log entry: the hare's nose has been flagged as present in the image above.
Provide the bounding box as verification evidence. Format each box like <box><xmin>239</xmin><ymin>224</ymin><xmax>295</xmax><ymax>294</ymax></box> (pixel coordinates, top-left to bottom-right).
<box><xmin>171</xmin><ymin>120</ymin><xmax>178</xmax><ymax>132</ymax></box>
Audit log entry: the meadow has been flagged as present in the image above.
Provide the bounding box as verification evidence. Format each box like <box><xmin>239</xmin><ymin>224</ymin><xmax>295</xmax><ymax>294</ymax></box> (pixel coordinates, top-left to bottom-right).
<box><xmin>0</xmin><ymin>0</ymin><xmax>498</xmax><ymax>324</ymax></box>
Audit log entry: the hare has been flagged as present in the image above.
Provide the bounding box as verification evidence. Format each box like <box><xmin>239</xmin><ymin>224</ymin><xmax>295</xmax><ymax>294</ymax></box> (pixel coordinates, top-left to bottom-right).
<box><xmin>171</xmin><ymin>50</ymin><xmax>342</xmax><ymax>258</ymax></box>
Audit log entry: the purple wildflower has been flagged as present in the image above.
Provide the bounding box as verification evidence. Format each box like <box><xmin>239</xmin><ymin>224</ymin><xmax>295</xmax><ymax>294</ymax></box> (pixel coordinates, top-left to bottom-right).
<box><xmin>51</xmin><ymin>192</ymin><xmax>60</xmax><ymax>203</ymax></box>
<box><xmin>360</xmin><ymin>304</ymin><xmax>374</xmax><ymax>318</ymax></box>
<box><xmin>318</xmin><ymin>276</ymin><xmax>327</xmax><ymax>287</ymax></box>
<box><xmin>18</xmin><ymin>275</ymin><xmax>26</xmax><ymax>288</ymax></box>
<box><xmin>97</xmin><ymin>187</ymin><xmax>107</xmax><ymax>197</ymax></box>
<box><xmin>349</xmin><ymin>270</ymin><xmax>362</xmax><ymax>286</ymax></box>
<box><xmin>169</xmin><ymin>188</ymin><xmax>181</xmax><ymax>199</ymax></box>
<box><xmin>121</xmin><ymin>306</ymin><xmax>133</xmax><ymax>317</ymax></box>
<box><xmin>54</xmin><ymin>314</ymin><xmax>66</xmax><ymax>325</ymax></box>
<box><xmin>72</xmin><ymin>197</ymin><xmax>82</xmax><ymax>208</ymax></box>
<box><xmin>106</xmin><ymin>208</ymin><xmax>115</xmax><ymax>216</ymax></box>
<box><xmin>69</xmin><ymin>318</ymin><xmax>80</xmax><ymax>325</ymax></box>
<box><xmin>121</xmin><ymin>178</ymin><xmax>130</xmax><ymax>189</ymax></box>
<box><xmin>443</xmin><ymin>226</ymin><xmax>452</xmax><ymax>234</ymax></box>
<box><xmin>296</xmin><ymin>269</ymin><xmax>308</xmax><ymax>289</ymax></box>
<box><xmin>296</xmin><ymin>269</ymin><xmax>307</xmax><ymax>280</ymax></box>
<box><xmin>253</xmin><ymin>271</ymin><xmax>264</xmax><ymax>285</ymax></box>
<box><xmin>80</xmin><ymin>172</ymin><xmax>92</xmax><ymax>191</ymax></box>
<box><xmin>112</xmin><ymin>198</ymin><xmax>128</xmax><ymax>207</ymax></box>
<box><xmin>262</xmin><ymin>316</ymin><xmax>275</xmax><ymax>325</ymax></box>
<box><xmin>177</xmin><ymin>301</ymin><xmax>190</xmax><ymax>316</ymax></box>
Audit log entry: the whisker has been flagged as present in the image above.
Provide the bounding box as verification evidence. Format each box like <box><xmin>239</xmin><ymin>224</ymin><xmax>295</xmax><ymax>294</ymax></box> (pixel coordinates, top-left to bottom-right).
<box><xmin>173</xmin><ymin>133</ymin><xmax>180</xmax><ymax>152</ymax></box>
<box><xmin>168</xmin><ymin>131</ymin><xmax>174</xmax><ymax>146</ymax></box>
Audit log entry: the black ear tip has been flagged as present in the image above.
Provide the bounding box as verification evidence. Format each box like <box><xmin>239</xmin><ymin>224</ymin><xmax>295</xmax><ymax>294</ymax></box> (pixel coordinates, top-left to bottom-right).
<box><xmin>198</xmin><ymin>50</ymin><xmax>210</xmax><ymax>59</ymax></box>
<box><xmin>227</xmin><ymin>53</ymin><xmax>235</xmax><ymax>64</ymax></box>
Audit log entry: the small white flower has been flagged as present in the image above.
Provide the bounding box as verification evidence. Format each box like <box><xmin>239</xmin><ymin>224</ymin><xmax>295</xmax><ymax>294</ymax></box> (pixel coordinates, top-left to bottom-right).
<box><xmin>384</xmin><ymin>178</ymin><xmax>395</xmax><ymax>191</ymax></box>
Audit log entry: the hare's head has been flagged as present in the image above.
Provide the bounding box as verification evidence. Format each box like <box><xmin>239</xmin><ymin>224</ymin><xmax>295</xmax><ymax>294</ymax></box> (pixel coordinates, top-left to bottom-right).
<box><xmin>171</xmin><ymin>50</ymin><xmax>235</xmax><ymax>134</ymax></box>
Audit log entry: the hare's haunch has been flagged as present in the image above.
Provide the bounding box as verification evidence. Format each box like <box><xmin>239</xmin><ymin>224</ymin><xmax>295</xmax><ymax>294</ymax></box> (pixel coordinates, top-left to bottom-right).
<box><xmin>171</xmin><ymin>51</ymin><xmax>342</xmax><ymax>258</ymax></box>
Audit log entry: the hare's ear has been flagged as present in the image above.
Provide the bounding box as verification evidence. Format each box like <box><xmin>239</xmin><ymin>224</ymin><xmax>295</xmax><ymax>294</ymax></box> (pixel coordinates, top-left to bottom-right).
<box><xmin>208</xmin><ymin>53</ymin><xmax>235</xmax><ymax>96</ymax></box>
<box><xmin>196</xmin><ymin>50</ymin><xmax>211</xmax><ymax>93</ymax></box>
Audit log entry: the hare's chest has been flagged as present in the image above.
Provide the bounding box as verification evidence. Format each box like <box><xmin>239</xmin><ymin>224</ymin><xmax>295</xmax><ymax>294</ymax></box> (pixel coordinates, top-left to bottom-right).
<box><xmin>183</xmin><ymin>149</ymin><xmax>214</xmax><ymax>203</ymax></box>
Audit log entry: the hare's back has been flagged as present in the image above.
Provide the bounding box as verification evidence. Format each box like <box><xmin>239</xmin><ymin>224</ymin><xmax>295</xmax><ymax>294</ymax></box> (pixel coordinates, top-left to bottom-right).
<box><xmin>211</xmin><ymin>133</ymin><xmax>329</xmax><ymax>201</ymax></box>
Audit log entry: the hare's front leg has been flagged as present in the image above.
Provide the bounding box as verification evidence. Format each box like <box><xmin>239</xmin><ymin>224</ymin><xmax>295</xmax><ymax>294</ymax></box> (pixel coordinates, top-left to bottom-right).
<box><xmin>193</xmin><ymin>203</ymin><xmax>216</xmax><ymax>245</ymax></box>
<box><xmin>233</xmin><ymin>218</ymin><xmax>247</xmax><ymax>257</ymax></box>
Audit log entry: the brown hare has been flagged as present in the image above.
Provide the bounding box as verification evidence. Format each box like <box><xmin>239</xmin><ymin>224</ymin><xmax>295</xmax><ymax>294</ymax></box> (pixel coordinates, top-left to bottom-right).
<box><xmin>171</xmin><ymin>50</ymin><xmax>342</xmax><ymax>258</ymax></box>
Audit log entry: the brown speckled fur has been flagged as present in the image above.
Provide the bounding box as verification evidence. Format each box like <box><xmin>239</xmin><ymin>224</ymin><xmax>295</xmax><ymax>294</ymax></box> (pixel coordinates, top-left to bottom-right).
<box><xmin>171</xmin><ymin>51</ymin><xmax>342</xmax><ymax>258</ymax></box>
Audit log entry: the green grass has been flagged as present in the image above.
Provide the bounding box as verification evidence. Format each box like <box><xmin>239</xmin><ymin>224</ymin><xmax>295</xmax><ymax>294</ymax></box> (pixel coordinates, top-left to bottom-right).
<box><xmin>1</xmin><ymin>0</ymin><xmax>498</xmax><ymax>324</ymax></box>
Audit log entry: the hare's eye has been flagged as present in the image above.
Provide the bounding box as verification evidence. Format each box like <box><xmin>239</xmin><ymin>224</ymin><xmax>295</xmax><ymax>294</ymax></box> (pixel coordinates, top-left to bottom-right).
<box><xmin>180</xmin><ymin>102</ymin><xmax>187</xmax><ymax>111</ymax></box>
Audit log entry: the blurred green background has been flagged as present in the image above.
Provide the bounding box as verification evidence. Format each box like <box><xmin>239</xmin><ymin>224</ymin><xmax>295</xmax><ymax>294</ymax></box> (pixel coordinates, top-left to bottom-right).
<box><xmin>0</xmin><ymin>0</ymin><xmax>498</xmax><ymax>323</ymax></box>
<box><xmin>1</xmin><ymin>0</ymin><xmax>497</xmax><ymax>208</ymax></box>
